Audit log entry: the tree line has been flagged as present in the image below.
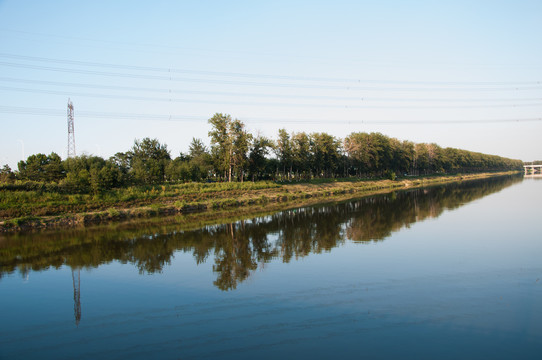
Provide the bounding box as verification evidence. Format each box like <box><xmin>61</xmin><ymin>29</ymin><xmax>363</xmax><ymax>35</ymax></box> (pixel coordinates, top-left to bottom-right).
<box><xmin>0</xmin><ymin>112</ymin><xmax>523</xmax><ymax>193</ymax></box>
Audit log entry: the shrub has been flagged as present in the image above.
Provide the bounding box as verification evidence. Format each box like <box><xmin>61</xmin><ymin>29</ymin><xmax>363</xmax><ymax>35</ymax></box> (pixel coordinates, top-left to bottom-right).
<box><xmin>107</xmin><ymin>208</ymin><xmax>120</xmax><ymax>217</ymax></box>
<box><xmin>385</xmin><ymin>170</ymin><xmax>397</xmax><ymax>181</ymax></box>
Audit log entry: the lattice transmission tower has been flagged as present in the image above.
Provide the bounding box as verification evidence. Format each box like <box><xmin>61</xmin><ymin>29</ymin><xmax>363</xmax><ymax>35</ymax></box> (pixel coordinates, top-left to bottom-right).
<box><xmin>72</xmin><ymin>268</ymin><xmax>81</xmax><ymax>326</ymax></box>
<box><xmin>67</xmin><ymin>99</ymin><xmax>76</xmax><ymax>158</ymax></box>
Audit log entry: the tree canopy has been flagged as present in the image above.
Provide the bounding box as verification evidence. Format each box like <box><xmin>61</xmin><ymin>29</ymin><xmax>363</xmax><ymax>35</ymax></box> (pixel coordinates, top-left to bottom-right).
<box><xmin>1</xmin><ymin>113</ymin><xmax>524</xmax><ymax>192</ymax></box>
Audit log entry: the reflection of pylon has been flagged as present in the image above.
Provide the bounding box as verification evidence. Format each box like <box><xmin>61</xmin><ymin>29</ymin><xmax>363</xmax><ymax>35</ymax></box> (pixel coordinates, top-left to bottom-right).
<box><xmin>71</xmin><ymin>268</ymin><xmax>81</xmax><ymax>326</ymax></box>
<box><xmin>67</xmin><ymin>99</ymin><xmax>76</xmax><ymax>158</ymax></box>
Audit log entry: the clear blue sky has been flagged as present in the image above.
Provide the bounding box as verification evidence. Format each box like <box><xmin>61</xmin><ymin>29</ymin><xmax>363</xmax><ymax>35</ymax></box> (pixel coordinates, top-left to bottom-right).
<box><xmin>1</xmin><ymin>0</ymin><xmax>541</xmax><ymax>168</ymax></box>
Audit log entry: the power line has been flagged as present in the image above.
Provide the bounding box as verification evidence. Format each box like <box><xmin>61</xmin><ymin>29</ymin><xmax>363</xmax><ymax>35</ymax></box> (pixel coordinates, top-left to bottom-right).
<box><xmin>1</xmin><ymin>105</ymin><xmax>540</xmax><ymax>125</ymax></box>
<box><xmin>2</xmin><ymin>60</ymin><xmax>542</xmax><ymax>92</ymax></box>
<box><xmin>2</xmin><ymin>85</ymin><xmax>542</xmax><ymax>109</ymax></box>
<box><xmin>2</xmin><ymin>29</ymin><xmax>540</xmax><ymax>71</ymax></box>
<box><xmin>1</xmin><ymin>52</ymin><xmax>540</xmax><ymax>86</ymax></box>
<box><xmin>1</xmin><ymin>76</ymin><xmax>541</xmax><ymax>103</ymax></box>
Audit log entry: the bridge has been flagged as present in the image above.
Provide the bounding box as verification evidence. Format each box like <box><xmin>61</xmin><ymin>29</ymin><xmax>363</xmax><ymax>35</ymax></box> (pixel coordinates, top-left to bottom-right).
<box><xmin>524</xmin><ymin>165</ymin><xmax>542</xmax><ymax>175</ymax></box>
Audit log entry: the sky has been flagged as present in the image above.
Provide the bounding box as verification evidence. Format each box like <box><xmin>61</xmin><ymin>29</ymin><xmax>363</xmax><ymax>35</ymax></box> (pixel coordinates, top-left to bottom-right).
<box><xmin>1</xmin><ymin>0</ymin><xmax>541</xmax><ymax>169</ymax></box>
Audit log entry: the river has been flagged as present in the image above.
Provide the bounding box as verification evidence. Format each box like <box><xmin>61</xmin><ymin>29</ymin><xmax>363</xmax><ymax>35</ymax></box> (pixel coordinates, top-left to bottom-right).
<box><xmin>1</xmin><ymin>175</ymin><xmax>541</xmax><ymax>359</ymax></box>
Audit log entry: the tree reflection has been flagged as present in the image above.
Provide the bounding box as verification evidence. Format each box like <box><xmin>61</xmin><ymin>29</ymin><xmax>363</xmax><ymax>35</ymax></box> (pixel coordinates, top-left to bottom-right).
<box><xmin>0</xmin><ymin>175</ymin><xmax>523</xmax><ymax>292</ymax></box>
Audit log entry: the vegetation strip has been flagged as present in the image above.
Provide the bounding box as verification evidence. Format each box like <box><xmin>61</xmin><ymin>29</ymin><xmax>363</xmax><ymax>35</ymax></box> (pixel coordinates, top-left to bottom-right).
<box><xmin>0</xmin><ymin>113</ymin><xmax>525</xmax><ymax>232</ymax></box>
<box><xmin>0</xmin><ymin>172</ymin><xmax>519</xmax><ymax>232</ymax></box>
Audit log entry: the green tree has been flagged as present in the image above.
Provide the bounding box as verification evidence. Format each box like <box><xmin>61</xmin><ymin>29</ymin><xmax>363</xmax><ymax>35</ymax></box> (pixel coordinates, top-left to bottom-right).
<box><xmin>390</xmin><ymin>138</ymin><xmax>414</xmax><ymax>176</ymax></box>
<box><xmin>109</xmin><ymin>152</ymin><xmax>132</xmax><ymax>185</ymax></box>
<box><xmin>248</xmin><ymin>135</ymin><xmax>273</xmax><ymax>181</ymax></box>
<box><xmin>426</xmin><ymin>143</ymin><xmax>443</xmax><ymax>173</ymax></box>
<box><xmin>0</xmin><ymin>165</ymin><xmax>15</xmax><ymax>183</ymax></box>
<box><xmin>44</xmin><ymin>152</ymin><xmax>64</xmax><ymax>182</ymax></box>
<box><xmin>17</xmin><ymin>152</ymin><xmax>64</xmax><ymax>182</ymax></box>
<box><xmin>165</xmin><ymin>158</ymin><xmax>191</xmax><ymax>182</ymax></box>
<box><xmin>275</xmin><ymin>129</ymin><xmax>293</xmax><ymax>179</ymax></box>
<box><xmin>310</xmin><ymin>132</ymin><xmax>341</xmax><ymax>178</ymax></box>
<box><xmin>369</xmin><ymin>132</ymin><xmax>392</xmax><ymax>175</ymax></box>
<box><xmin>208</xmin><ymin>113</ymin><xmax>232</xmax><ymax>181</ymax></box>
<box><xmin>230</xmin><ymin>119</ymin><xmax>252</xmax><ymax>182</ymax></box>
<box><xmin>208</xmin><ymin>114</ymin><xmax>251</xmax><ymax>182</ymax></box>
<box><xmin>344</xmin><ymin>132</ymin><xmax>371</xmax><ymax>176</ymax></box>
<box><xmin>60</xmin><ymin>155</ymin><xmax>123</xmax><ymax>194</ymax></box>
<box><xmin>292</xmin><ymin>132</ymin><xmax>311</xmax><ymax>179</ymax></box>
<box><xmin>414</xmin><ymin>143</ymin><xmax>429</xmax><ymax>175</ymax></box>
<box><xmin>89</xmin><ymin>162</ymin><xmax>121</xmax><ymax>194</ymax></box>
<box><xmin>188</xmin><ymin>138</ymin><xmax>207</xmax><ymax>160</ymax></box>
<box><xmin>129</xmin><ymin>138</ymin><xmax>171</xmax><ymax>184</ymax></box>
<box><xmin>188</xmin><ymin>139</ymin><xmax>211</xmax><ymax>181</ymax></box>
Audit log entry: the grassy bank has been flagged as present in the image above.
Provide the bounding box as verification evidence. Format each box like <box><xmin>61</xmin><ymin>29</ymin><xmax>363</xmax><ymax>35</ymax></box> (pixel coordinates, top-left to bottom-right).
<box><xmin>0</xmin><ymin>172</ymin><xmax>520</xmax><ymax>232</ymax></box>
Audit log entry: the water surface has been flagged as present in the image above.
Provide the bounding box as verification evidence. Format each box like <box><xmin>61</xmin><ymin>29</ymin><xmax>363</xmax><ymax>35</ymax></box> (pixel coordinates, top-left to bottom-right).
<box><xmin>1</xmin><ymin>175</ymin><xmax>541</xmax><ymax>359</ymax></box>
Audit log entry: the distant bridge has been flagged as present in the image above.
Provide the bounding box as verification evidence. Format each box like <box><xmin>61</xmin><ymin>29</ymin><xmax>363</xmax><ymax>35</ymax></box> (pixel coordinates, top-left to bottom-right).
<box><xmin>524</xmin><ymin>165</ymin><xmax>542</xmax><ymax>175</ymax></box>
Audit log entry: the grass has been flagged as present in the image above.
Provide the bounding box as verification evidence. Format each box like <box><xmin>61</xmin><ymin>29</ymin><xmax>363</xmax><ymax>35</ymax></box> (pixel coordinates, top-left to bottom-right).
<box><xmin>0</xmin><ymin>172</ymin><xmax>521</xmax><ymax>232</ymax></box>
<box><xmin>0</xmin><ymin>181</ymin><xmax>280</xmax><ymax>218</ymax></box>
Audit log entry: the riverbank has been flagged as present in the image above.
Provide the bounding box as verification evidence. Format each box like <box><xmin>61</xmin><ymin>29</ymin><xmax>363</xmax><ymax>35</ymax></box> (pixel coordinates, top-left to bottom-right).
<box><xmin>0</xmin><ymin>172</ymin><xmax>521</xmax><ymax>232</ymax></box>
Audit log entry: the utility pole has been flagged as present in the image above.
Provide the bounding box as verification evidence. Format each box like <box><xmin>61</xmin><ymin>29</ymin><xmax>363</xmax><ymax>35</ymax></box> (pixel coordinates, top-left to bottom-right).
<box><xmin>67</xmin><ymin>99</ymin><xmax>76</xmax><ymax>158</ymax></box>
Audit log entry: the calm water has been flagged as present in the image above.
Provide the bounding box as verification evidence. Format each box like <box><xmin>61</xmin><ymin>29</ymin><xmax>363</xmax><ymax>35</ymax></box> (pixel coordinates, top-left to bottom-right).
<box><xmin>1</xmin><ymin>175</ymin><xmax>541</xmax><ymax>359</ymax></box>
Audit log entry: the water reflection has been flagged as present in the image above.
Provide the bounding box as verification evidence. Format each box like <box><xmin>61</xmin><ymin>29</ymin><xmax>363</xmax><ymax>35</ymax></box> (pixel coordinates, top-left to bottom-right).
<box><xmin>1</xmin><ymin>175</ymin><xmax>522</xmax><ymax>294</ymax></box>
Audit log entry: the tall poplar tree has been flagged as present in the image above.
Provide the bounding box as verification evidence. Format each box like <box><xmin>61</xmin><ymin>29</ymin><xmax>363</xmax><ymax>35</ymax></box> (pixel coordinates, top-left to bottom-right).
<box><xmin>208</xmin><ymin>113</ymin><xmax>251</xmax><ymax>182</ymax></box>
<box><xmin>208</xmin><ymin>113</ymin><xmax>232</xmax><ymax>181</ymax></box>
